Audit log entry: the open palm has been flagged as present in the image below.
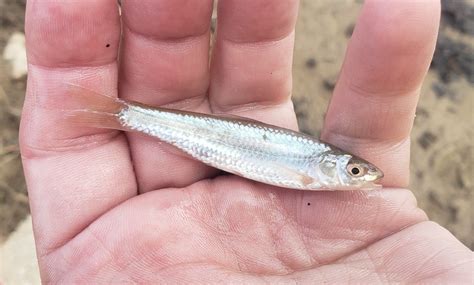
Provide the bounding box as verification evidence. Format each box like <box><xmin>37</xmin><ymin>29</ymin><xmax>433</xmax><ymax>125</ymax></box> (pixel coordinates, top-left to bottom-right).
<box><xmin>21</xmin><ymin>0</ymin><xmax>472</xmax><ymax>283</ymax></box>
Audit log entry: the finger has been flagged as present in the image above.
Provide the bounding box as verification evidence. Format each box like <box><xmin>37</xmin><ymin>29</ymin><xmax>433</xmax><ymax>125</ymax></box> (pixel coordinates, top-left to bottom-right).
<box><xmin>209</xmin><ymin>0</ymin><xmax>299</xmax><ymax>129</ymax></box>
<box><xmin>321</xmin><ymin>0</ymin><xmax>440</xmax><ymax>186</ymax></box>
<box><xmin>22</xmin><ymin>0</ymin><xmax>136</xmax><ymax>256</ymax></box>
<box><xmin>119</xmin><ymin>0</ymin><xmax>216</xmax><ymax>193</ymax></box>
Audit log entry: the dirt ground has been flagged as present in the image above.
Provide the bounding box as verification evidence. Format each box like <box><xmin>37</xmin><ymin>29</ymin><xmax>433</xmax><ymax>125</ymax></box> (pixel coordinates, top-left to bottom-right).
<box><xmin>0</xmin><ymin>0</ymin><xmax>28</xmax><ymax>245</ymax></box>
<box><xmin>0</xmin><ymin>0</ymin><xmax>472</xmax><ymax>259</ymax></box>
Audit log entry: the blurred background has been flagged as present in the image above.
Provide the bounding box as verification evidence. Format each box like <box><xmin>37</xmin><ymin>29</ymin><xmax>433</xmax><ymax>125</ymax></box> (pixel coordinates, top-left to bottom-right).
<box><xmin>0</xmin><ymin>0</ymin><xmax>472</xmax><ymax>283</ymax></box>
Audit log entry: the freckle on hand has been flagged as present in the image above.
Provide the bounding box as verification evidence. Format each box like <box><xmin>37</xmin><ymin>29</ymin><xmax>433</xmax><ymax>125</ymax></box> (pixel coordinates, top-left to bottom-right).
<box><xmin>106</xmin><ymin>43</ymin><xmax>110</xmax><ymax>48</ymax></box>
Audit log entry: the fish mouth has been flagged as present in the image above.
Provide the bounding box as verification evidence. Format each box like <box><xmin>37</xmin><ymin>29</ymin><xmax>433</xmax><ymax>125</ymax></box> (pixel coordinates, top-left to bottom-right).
<box><xmin>367</xmin><ymin>167</ymin><xmax>384</xmax><ymax>182</ymax></box>
<box><xmin>353</xmin><ymin>176</ymin><xmax>383</xmax><ymax>191</ymax></box>
<box><xmin>361</xmin><ymin>169</ymin><xmax>384</xmax><ymax>190</ymax></box>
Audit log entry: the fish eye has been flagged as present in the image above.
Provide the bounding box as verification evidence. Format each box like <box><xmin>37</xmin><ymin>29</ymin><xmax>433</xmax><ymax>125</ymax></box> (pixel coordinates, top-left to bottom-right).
<box><xmin>351</xmin><ymin>167</ymin><xmax>360</xmax><ymax>175</ymax></box>
<box><xmin>347</xmin><ymin>164</ymin><xmax>366</xmax><ymax>177</ymax></box>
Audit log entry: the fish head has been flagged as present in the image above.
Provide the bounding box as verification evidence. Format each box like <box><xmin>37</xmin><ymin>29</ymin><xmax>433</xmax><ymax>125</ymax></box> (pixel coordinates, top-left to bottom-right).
<box><xmin>310</xmin><ymin>153</ymin><xmax>384</xmax><ymax>190</ymax></box>
<box><xmin>340</xmin><ymin>155</ymin><xmax>384</xmax><ymax>189</ymax></box>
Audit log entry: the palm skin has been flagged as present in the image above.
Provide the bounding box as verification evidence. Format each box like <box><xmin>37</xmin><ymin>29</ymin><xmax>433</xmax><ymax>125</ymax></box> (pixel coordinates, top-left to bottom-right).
<box><xmin>20</xmin><ymin>0</ymin><xmax>472</xmax><ymax>283</ymax></box>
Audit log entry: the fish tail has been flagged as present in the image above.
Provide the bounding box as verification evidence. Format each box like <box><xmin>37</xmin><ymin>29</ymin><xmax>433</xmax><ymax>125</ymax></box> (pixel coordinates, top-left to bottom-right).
<box><xmin>63</xmin><ymin>83</ymin><xmax>128</xmax><ymax>131</ymax></box>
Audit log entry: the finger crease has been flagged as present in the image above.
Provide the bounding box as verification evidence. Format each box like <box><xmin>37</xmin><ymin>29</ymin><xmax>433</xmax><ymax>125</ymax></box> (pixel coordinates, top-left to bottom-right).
<box><xmin>218</xmin><ymin>30</ymin><xmax>295</xmax><ymax>49</ymax></box>
<box><xmin>124</xmin><ymin>25</ymin><xmax>209</xmax><ymax>47</ymax></box>
<box><xmin>27</xmin><ymin>59</ymin><xmax>117</xmax><ymax>70</ymax></box>
<box><xmin>321</xmin><ymin>131</ymin><xmax>410</xmax><ymax>154</ymax></box>
<box><xmin>21</xmin><ymin>131</ymin><xmax>123</xmax><ymax>159</ymax></box>
<box><xmin>341</xmin><ymin>73</ymin><xmax>421</xmax><ymax>99</ymax></box>
<box><xmin>210</xmin><ymin>97</ymin><xmax>292</xmax><ymax>115</ymax></box>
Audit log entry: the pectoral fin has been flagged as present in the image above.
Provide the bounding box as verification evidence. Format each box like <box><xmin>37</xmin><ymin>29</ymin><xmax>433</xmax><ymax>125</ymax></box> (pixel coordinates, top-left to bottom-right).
<box><xmin>272</xmin><ymin>165</ymin><xmax>314</xmax><ymax>187</ymax></box>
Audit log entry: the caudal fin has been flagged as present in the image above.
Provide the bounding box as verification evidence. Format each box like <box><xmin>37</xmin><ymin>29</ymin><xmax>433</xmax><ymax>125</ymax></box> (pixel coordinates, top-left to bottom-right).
<box><xmin>62</xmin><ymin>83</ymin><xmax>128</xmax><ymax>130</ymax></box>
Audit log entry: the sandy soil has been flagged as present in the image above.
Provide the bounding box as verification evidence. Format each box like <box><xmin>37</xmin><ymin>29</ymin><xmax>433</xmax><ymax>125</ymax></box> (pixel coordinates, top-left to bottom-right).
<box><xmin>0</xmin><ymin>0</ymin><xmax>28</xmax><ymax>245</ymax></box>
<box><xmin>0</xmin><ymin>1</ymin><xmax>472</xmax><ymax>280</ymax></box>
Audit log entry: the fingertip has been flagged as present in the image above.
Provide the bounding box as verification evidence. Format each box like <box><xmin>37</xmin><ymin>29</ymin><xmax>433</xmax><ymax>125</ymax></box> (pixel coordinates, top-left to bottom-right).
<box><xmin>346</xmin><ymin>0</ymin><xmax>440</xmax><ymax>92</ymax></box>
<box><xmin>25</xmin><ymin>0</ymin><xmax>120</xmax><ymax>67</ymax></box>
<box><xmin>122</xmin><ymin>0</ymin><xmax>213</xmax><ymax>40</ymax></box>
<box><xmin>216</xmin><ymin>0</ymin><xmax>299</xmax><ymax>43</ymax></box>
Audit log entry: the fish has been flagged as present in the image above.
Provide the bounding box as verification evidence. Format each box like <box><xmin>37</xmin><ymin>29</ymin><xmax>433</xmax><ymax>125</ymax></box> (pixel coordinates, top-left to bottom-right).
<box><xmin>64</xmin><ymin>84</ymin><xmax>384</xmax><ymax>191</ymax></box>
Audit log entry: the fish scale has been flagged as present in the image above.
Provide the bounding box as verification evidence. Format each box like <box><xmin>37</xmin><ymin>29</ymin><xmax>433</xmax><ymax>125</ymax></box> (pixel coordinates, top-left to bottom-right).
<box><xmin>119</xmin><ymin>105</ymin><xmax>321</xmax><ymax>188</ymax></box>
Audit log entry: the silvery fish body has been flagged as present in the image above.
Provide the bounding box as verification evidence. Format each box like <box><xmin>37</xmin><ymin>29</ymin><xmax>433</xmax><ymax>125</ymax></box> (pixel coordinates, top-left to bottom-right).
<box><xmin>67</xmin><ymin>85</ymin><xmax>384</xmax><ymax>191</ymax></box>
<box><xmin>117</xmin><ymin>105</ymin><xmax>383</xmax><ymax>190</ymax></box>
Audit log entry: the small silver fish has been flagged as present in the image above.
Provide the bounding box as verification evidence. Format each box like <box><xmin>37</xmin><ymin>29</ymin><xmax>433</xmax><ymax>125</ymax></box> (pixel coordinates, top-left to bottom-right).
<box><xmin>66</xmin><ymin>85</ymin><xmax>383</xmax><ymax>191</ymax></box>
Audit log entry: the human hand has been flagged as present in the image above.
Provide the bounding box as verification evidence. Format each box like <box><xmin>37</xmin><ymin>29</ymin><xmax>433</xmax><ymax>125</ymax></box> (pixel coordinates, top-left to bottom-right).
<box><xmin>21</xmin><ymin>0</ymin><xmax>472</xmax><ymax>283</ymax></box>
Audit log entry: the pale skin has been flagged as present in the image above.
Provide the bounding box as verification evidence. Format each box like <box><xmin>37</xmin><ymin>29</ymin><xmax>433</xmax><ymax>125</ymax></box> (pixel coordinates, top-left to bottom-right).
<box><xmin>21</xmin><ymin>0</ymin><xmax>473</xmax><ymax>283</ymax></box>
